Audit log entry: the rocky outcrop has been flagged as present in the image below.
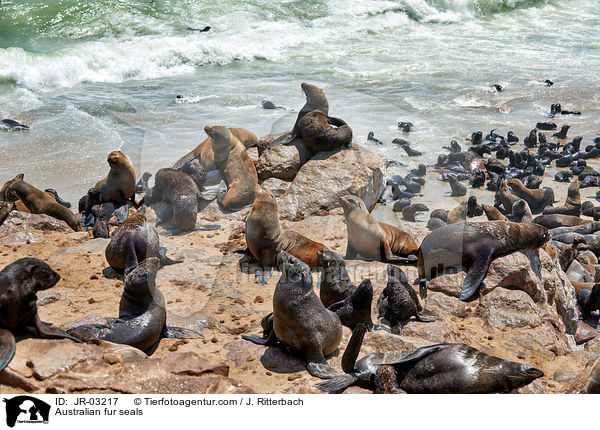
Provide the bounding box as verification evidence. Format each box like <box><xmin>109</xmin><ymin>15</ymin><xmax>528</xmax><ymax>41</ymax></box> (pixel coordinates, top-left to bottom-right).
<box><xmin>256</xmin><ymin>135</ymin><xmax>313</xmax><ymax>182</ymax></box>
<box><xmin>0</xmin><ymin>211</ymin><xmax>74</xmax><ymax>236</ymax></box>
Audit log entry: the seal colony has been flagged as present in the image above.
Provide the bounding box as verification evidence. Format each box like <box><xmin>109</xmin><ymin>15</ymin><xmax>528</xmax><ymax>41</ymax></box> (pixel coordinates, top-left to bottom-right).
<box><xmin>0</xmin><ymin>80</ymin><xmax>598</xmax><ymax>395</ymax></box>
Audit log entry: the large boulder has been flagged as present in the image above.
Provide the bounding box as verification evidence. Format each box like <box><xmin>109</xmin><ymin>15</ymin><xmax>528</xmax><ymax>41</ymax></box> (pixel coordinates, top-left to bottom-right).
<box><xmin>256</xmin><ymin>135</ymin><xmax>313</xmax><ymax>182</ymax></box>
<box><xmin>279</xmin><ymin>144</ymin><xmax>387</xmax><ymax>219</ymax></box>
<box><xmin>0</xmin><ymin>211</ymin><xmax>74</xmax><ymax>236</ymax></box>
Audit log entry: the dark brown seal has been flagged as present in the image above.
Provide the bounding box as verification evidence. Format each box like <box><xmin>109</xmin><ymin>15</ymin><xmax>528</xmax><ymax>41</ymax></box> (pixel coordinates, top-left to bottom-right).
<box><xmin>95</xmin><ymin>151</ymin><xmax>136</xmax><ymax>205</ymax></box>
<box><xmin>6</xmin><ymin>179</ymin><xmax>81</xmax><ymax>231</ymax></box>
<box><xmin>0</xmin><ymin>258</ymin><xmax>81</xmax><ymax>371</ymax></box>
<box><xmin>495</xmin><ymin>180</ymin><xmax>520</xmax><ymax>214</ymax></box>
<box><xmin>482</xmin><ymin>204</ymin><xmax>508</xmax><ymax>221</ymax></box>
<box><xmin>507</xmin><ymin>178</ymin><xmax>554</xmax><ymax>214</ymax></box>
<box><xmin>294</xmin><ymin>110</ymin><xmax>353</xmax><ymax>153</ymax></box>
<box><xmin>417</xmin><ymin>221</ymin><xmax>550</xmax><ymax>301</ymax></box>
<box><xmin>339</xmin><ymin>195</ymin><xmax>418</xmax><ymax>263</ymax></box>
<box><xmin>533</xmin><ymin>214</ymin><xmax>590</xmax><ymax>229</ymax></box>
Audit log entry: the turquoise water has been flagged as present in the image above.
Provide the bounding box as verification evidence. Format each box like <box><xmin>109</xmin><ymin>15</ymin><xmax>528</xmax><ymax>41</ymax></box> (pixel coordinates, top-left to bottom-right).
<box><xmin>0</xmin><ymin>0</ymin><xmax>598</xmax><ymax>204</ymax></box>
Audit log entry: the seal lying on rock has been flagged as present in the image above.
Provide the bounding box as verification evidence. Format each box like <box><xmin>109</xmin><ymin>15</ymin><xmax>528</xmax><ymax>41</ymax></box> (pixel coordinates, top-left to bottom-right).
<box><xmin>242</xmin><ymin>252</ymin><xmax>342</xmax><ymax>379</ymax></box>
<box><xmin>416</xmin><ymin>221</ymin><xmax>550</xmax><ymax>301</ymax></box>
<box><xmin>0</xmin><ymin>258</ymin><xmax>81</xmax><ymax>371</ymax></box>
<box><xmin>340</xmin><ymin>195</ymin><xmax>418</xmax><ymax>263</ymax></box>
<box><xmin>105</xmin><ymin>213</ymin><xmax>182</xmax><ymax>273</ymax></box>
<box><xmin>68</xmin><ymin>258</ymin><xmax>197</xmax><ymax>354</ymax></box>
<box><xmin>377</xmin><ymin>265</ymin><xmax>434</xmax><ymax>334</ymax></box>
<box><xmin>317</xmin><ymin>324</ymin><xmax>544</xmax><ymax>393</ymax></box>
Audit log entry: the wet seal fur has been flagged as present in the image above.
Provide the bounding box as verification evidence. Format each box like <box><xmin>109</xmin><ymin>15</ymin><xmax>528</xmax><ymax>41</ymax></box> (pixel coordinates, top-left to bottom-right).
<box><xmin>6</xmin><ymin>179</ymin><xmax>81</xmax><ymax>231</ymax></box>
<box><xmin>316</xmin><ymin>324</ymin><xmax>544</xmax><ymax>393</ymax></box>
<box><xmin>0</xmin><ymin>258</ymin><xmax>81</xmax><ymax>371</ymax></box>
<box><xmin>417</xmin><ymin>221</ymin><xmax>550</xmax><ymax>301</ymax></box>
<box><xmin>68</xmin><ymin>258</ymin><xmax>197</xmax><ymax>353</ymax></box>
<box><xmin>242</xmin><ymin>252</ymin><xmax>342</xmax><ymax>379</ymax></box>
<box><xmin>105</xmin><ymin>213</ymin><xmax>182</xmax><ymax>273</ymax></box>
<box><xmin>340</xmin><ymin>195</ymin><xmax>418</xmax><ymax>263</ymax></box>
<box><xmin>205</xmin><ymin>126</ymin><xmax>258</xmax><ymax>212</ymax></box>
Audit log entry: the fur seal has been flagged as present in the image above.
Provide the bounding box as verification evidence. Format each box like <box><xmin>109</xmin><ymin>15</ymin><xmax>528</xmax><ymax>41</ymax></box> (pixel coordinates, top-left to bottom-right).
<box><xmin>105</xmin><ymin>213</ymin><xmax>182</xmax><ymax>273</ymax></box>
<box><xmin>6</xmin><ymin>179</ymin><xmax>81</xmax><ymax>231</ymax></box>
<box><xmin>1</xmin><ymin>174</ymin><xmax>67</xmax><ymax>213</ymax></box>
<box><xmin>482</xmin><ymin>204</ymin><xmax>508</xmax><ymax>221</ymax></box>
<box><xmin>447</xmin><ymin>196</ymin><xmax>481</xmax><ymax>224</ymax></box>
<box><xmin>205</xmin><ymin>125</ymin><xmax>257</xmax><ymax>212</ymax></box>
<box><xmin>447</xmin><ymin>174</ymin><xmax>467</xmax><ymax>197</ymax></box>
<box><xmin>68</xmin><ymin>258</ymin><xmax>197</xmax><ymax>353</ymax></box>
<box><xmin>377</xmin><ymin>265</ymin><xmax>434</xmax><ymax>334</ymax></box>
<box><xmin>172</xmin><ymin>128</ymin><xmax>258</xmax><ymax>171</ymax></box>
<box><xmin>401</xmin><ymin>203</ymin><xmax>429</xmax><ymax>222</ymax></box>
<box><xmin>534</xmin><ymin>214</ymin><xmax>590</xmax><ymax>229</ymax></box>
<box><xmin>339</xmin><ymin>195</ymin><xmax>418</xmax><ymax>263</ymax></box>
<box><xmin>417</xmin><ymin>221</ymin><xmax>550</xmax><ymax>301</ymax></box>
<box><xmin>294</xmin><ymin>110</ymin><xmax>352</xmax><ymax>153</ymax></box>
<box><xmin>577</xmin><ymin>283</ymin><xmax>600</xmax><ymax>320</ymax></box>
<box><xmin>0</xmin><ymin>201</ymin><xmax>13</xmax><ymax>227</ymax></box>
<box><xmin>317</xmin><ymin>324</ymin><xmax>544</xmax><ymax>394</ymax></box>
<box><xmin>317</xmin><ymin>250</ymin><xmax>355</xmax><ymax>307</ymax></box>
<box><xmin>0</xmin><ymin>258</ymin><xmax>81</xmax><ymax>371</ymax></box>
<box><xmin>543</xmin><ymin>180</ymin><xmax>581</xmax><ymax>216</ymax></box>
<box><xmin>145</xmin><ymin>168</ymin><xmax>201</xmax><ymax>231</ymax></box>
<box><xmin>511</xmin><ymin>199</ymin><xmax>534</xmax><ymax>223</ymax></box>
<box><xmin>95</xmin><ymin>151</ymin><xmax>136</xmax><ymax>207</ymax></box>
<box><xmin>0</xmin><ymin>119</ymin><xmax>29</xmax><ymax>131</ymax></box>
<box><xmin>242</xmin><ymin>252</ymin><xmax>342</xmax><ymax>379</ymax></box>
<box><xmin>328</xmin><ymin>279</ymin><xmax>375</xmax><ymax>330</ymax></box>
<box><xmin>495</xmin><ymin>180</ymin><xmax>520</xmax><ymax>214</ymax></box>
<box><xmin>245</xmin><ymin>187</ymin><xmax>329</xmax><ymax>275</ymax></box>
<box><xmin>506</xmin><ymin>178</ymin><xmax>554</xmax><ymax>214</ymax></box>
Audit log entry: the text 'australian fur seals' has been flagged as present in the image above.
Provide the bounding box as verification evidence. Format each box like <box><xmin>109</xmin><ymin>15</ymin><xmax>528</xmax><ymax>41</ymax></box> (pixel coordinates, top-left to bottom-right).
<box><xmin>417</xmin><ymin>221</ymin><xmax>550</xmax><ymax>301</ymax></box>
<box><xmin>242</xmin><ymin>252</ymin><xmax>342</xmax><ymax>379</ymax></box>
<box><xmin>316</xmin><ymin>324</ymin><xmax>543</xmax><ymax>394</ymax></box>
<box><xmin>0</xmin><ymin>258</ymin><xmax>81</xmax><ymax>371</ymax></box>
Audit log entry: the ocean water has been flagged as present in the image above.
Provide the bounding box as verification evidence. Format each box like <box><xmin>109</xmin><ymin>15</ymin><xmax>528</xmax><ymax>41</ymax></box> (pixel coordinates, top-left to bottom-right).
<box><xmin>0</xmin><ymin>0</ymin><xmax>598</xmax><ymax>206</ymax></box>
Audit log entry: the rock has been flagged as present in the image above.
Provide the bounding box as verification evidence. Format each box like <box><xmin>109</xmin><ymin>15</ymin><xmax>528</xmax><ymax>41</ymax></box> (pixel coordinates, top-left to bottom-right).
<box><xmin>36</xmin><ymin>291</ymin><xmax>65</xmax><ymax>307</ymax></box>
<box><xmin>159</xmin><ymin>352</ymin><xmax>229</xmax><ymax>377</ymax></box>
<box><xmin>575</xmin><ymin>321</ymin><xmax>599</xmax><ymax>345</ymax></box>
<box><xmin>224</xmin><ymin>339</ymin><xmax>265</xmax><ymax>368</ymax></box>
<box><xmin>424</xmin><ymin>292</ymin><xmax>471</xmax><ymax>318</ymax></box>
<box><xmin>279</xmin><ymin>144</ymin><xmax>387</xmax><ymax>219</ymax></box>
<box><xmin>0</xmin><ymin>211</ymin><xmax>73</xmax><ymax>236</ymax></box>
<box><xmin>342</xmin><ymin>386</ymin><xmax>373</xmax><ymax>394</ymax></box>
<box><xmin>167</xmin><ymin>312</ymin><xmax>226</xmax><ymax>333</ymax></box>
<box><xmin>476</xmin><ymin>288</ymin><xmax>542</xmax><ymax>328</ymax></box>
<box><xmin>259</xmin><ymin>347</ymin><xmax>307</xmax><ymax>374</ymax></box>
<box><xmin>553</xmin><ymin>370</ymin><xmax>578</xmax><ymax>382</ymax></box>
<box><xmin>260</xmin><ymin>177</ymin><xmax>289</xmax><ymax>197</ymax></box>
<box><xmin>0</xmin><ymin>231</ymin><xmax>41</xmax><ymax>245</ymax></box>
<box><xmin>401</xmin><ymin>319</ymin><xmax>467</xmax><ymax>344</ymax></box>
<box><xmin>256</xmin><ymin>135</ymin><xmax>312</xmax><ymax>181</ymax></box>
<box><xmin>246</xmin><ymin>146</ymin><xmax>259</xmax><ymax>162</ymax></box>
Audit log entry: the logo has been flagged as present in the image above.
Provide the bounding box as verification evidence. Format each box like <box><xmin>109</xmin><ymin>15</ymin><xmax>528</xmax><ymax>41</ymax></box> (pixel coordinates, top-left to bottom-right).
<box><xmin>3</xmin><ymin>396</ymin><xmax>50</xmax><ymax>427</ymax></box>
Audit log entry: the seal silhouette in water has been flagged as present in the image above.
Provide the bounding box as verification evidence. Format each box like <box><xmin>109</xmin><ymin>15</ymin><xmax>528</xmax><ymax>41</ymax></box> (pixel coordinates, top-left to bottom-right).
<box><xmin>416</xmin><ymin>221</ymin><xmax>550</xmax><ymax>301</ymax></box>
<box><xmin>0</xmin><ymin>258</ymin><xmax>81</xmax><ymax>371</ymax></box>
<box><xmin>242</xmin><ymin>252</ymin><xmax>342</xmax><ymax>379</ymax></box>
<box><xmin>317</xmin><ymin>323</ymin><xmax>544</xmax><ymax>393</ymax></box>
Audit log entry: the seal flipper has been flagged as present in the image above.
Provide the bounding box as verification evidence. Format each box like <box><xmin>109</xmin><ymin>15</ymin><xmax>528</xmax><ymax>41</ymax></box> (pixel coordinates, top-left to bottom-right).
<box><xmin>241</xmin><ymin>330</ymin><xmax>278</xmax><ymax>346</ymax></box>
<box><xmin>460</xmin><ymin>249</ymin><xmax>494</xmax><ymax>301</ymax></box>
<box><xmin>44</xmin><ymin>189</ymin><xmax>72</xmax><ymax>208</ymax></box>
<box><xmin>268</xmin><ymin>132</ymin><xmax>296</xmax><ymax>148</ymax></box>
<box><xmin>342</xmin><ymin>323</ymin><xmax>367</xmax><ymax>373</ymax></box>
<box><xmin>33</xmin><ymin>315</ymin><xmax>82</xmax><ymax>343</ymax></box>
<box><xmin>382</xmin><ymin>240</ymin><xmax>418</xmax><ymax>263</ymax></box>
<box><xmin>0</xmin><ymin>329</ymin><xmax>16</xmax><ymax>371</ymax></box>
<box><xmin>387</xmin><ymin>343</ymin><xmax>447</xmax><ymax>367</ymax></box>
<box><xmin>158</xmin><ymin>247</ymin><xmax>184</xmax><ymax>267</ymax></box>
<box><xmin>306</xmin><ymin>355</ymin><xmax>338</xmax><ymax>379</ymax></box>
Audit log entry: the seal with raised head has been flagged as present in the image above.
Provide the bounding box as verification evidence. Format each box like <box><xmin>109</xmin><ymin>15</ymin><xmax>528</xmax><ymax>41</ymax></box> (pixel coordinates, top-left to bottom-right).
<box><xmin>245</xmin><ymin>187</ymin><xmax>329</xmax><ymax>274</ymax></box>
<box><xmin>95</xmin><ymin>151</ymin><xmax>137</xmax><ymax>208</ymax></box>
<box><xmin>377</xmin><ymin>265</ymin><xmax>434</xmax><ymax>334</ymax></box>
<box><xmin>0</xmin><ymin>201</ymin><xmax>13</xmax><ymax>228</ymax></box>
<box><xmin>511</xmin><ymin>199</ymin><xmax>534</xmax><ymax>223</ymax></box>
<box><xmin>340</xmin><ymin>195</ymin><xmax>418</xmax><ymax>263</ymax></box>
<box><xmin>68</xmin><ymin>258</ymin><xmax>197</xmax><ymax>353</ymax></box>
<box><xmin>416</xmin><ymin>221</ymin><xmax>550</xmax><ymax>301</ymax></box>
<box><xmin>144</xmin><ymin>168</ymin><xmax>201</xmax><ymax>231</ymax></box>
<box><xmin>316</xmin><ymin>324</ymin><xmax>544</xmax><ymax>394</ymax></box>
<box><xmin>328</xmin><ymin>279</ymin><xmax>375</xmax><ymax>331</ymax></box>
<box><xmin>105</xmin><ymin>213</ymin><xmax>182</xmax><ymax>273</ymax></box>
<box><xmin>495</xmin><ymin>180</ymin><xmax>520</xmax><ymax>214</ymax></box>
<box><xmin>317</xmin><ymin>250</ymin><xmax>355</xmax><ymax>307</ymax></box>
<box><xmin>294</xmin><ymin>110</ymin><xmax>353</xmax><ymax>154</ymax></box>
<box><xmin>172</xmin><ymin>128</ymin><xmax>258</xmax><ymax>171</ymax></box>
<box><xmin>242</xmin><ymin>252</ymin><xmax>342</xmax><ymax>379</ymax></box>
<box><xmin>507</xmin><ymin>178</ymin><xmax>554</xmax><ymax>214</ymax></box>
<box><xmin>205</xmin><ymin>125</ymin><xmax>257</xmax><ymax>212</ymax></box>
<box><xmin>0</xmin><ymin>258</ymin><xmax>81</xmax><ymax>371</ymax></box>
<box><xmin>543</xmin><ymin>180</ymin><xmax>581</xmax><ymax>216</ymax></box>
<box><xmin>482</xmin><ymin>204</ymin><xmax>508</xmax><ymax>221</ymax></box>
<box><xmin>6</xmin><ymin>179</ymin><xmax>81</xmax><ymax>231</ymax></box>
<box><xmin>446</xmin><ymin>196</ymin><xmax>481</xmax><ymax>224</ymax></box>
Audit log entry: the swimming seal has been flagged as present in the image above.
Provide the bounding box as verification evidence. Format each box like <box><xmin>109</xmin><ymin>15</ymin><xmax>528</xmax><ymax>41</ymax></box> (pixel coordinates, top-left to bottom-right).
<box><xmin>172</xmin><ymin>128</ymin><xmax>258</xmax><ymax>171</ymax></box>
<box><xmin>0</xmin><ymin>258</ymin><xmax>81</xmax><ymax>371</ymax></box>
<box><xmin>6</xmin><ymin>179</ymin><xmax>81</xmax><ymax>231</ymax></box>
<box><xmin>316</xmin><ymin>324</ymin><xmax>544</xmax><ymax>393</ymax></box>
<box><xmin>68</xmin><ymin>258</ymin><xmax>197</xmax><ymax>353</ymax></box>
<box><xmin>205</xmin><ymin>125</ymin><xmax>258</xmax><ymax>212</ymax></box>
<box><xmin>377</xmin><ymin>265</ymin><xmax>434</xmax><ymax>334</ymax></box>
<box><xmin>245</xmin><ymin>187</ymin><xmax>329</xmax><ymax>276</ymax></box>
<box><xmin>543</xmin><ymin>180</ymin><xmax>581</xmax><ymax>216</ymax></box>
<box><xmin>506</xmin><ymin>178</ymin><xmax>554</xmax><ymax>214</ymax></box>
<box><xmin>242</xmin><ymin>252</ymin><xmax>342</xmax><ymax>379</ymax></box>
<box><xmin>416</xmin><ymin>221</ymin><xmax>550</xmax><ymax>301</ymax></box>
<box><xmin>105</xmin><ymin>213</ymin><xmax>182</xmax><ymax>273</ymax></box>
<box><xmin>339</xmin><ymin>195</ymin><xmax>418</xmax><ymax>263</ymax></box>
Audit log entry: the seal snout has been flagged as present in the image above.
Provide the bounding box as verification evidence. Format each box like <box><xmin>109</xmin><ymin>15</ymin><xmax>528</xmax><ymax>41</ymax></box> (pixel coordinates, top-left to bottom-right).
<box><xmin>204</xmin><ymin>125</ymin><xmax>214</xmax><ymax>136</ymax></box>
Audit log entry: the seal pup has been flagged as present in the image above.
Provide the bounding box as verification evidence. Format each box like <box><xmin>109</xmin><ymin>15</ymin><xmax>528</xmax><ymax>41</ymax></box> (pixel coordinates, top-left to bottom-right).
<box><xmin>511</xmin><ymin>199</ymin><xmax>534</xmax><ymax>223</ymax></box>
<box><xmin>144</xmin><ymin>168</ymin><xmax>201</xmax><ymax>231</ymax></box>
<box><xmin>244</xmin><ymin>187</ymin><xmax>329</xmax><ymax>279</ymax></box>
<box><xmin>205</xmin><ymin>125</ymin><xmax>258</xmax><ymax>212</ymax></box>
<box><xmin>416</xmin><ymin>221</ymin><xmax>550</xmax><ymax>301</ymax></box>
<box><xmin>68</xmin><ymin>258</ymin><xmax>197</xmax><ymax>354</ymax></box>
<box><xmin>446</xmin><ymin>197</ymin><xmax>481</xmax><ymax>224</ymax></box>
<box><xmin>482</xmin><ymin>204</ymin><xmax>508</xmax><ymax>222</ymax></box>
<box><xmin>328</xmin><ymin>279</ymin><xmax>375</xmax><ymax>331</ymax></box>
<box><xmin>242</xmin><ymin>252</ymin><xmax>342</xmax><ymax>379</ymax></box>
<box><xmin>377</xmin><ymin>265</ymin><xmax>434</xmax><ymax>334</ymax></box>
<box><xmin>105</xmin><ymin>213</ymin><xmax>182</xmax><ymax>273</ymax></box>
<box><xmin>316</xmin><ymin>324</ymin><xmax>544</xmax><ymax>394</ymax></box>
<box><xmin>506</xmin><ymin>178</ymin><xmax>554</xmax><ymax>214</ymax></box>
<box><xmin>268</xmin><ymin>83</ymin><xmax>329</xmax><ymax>147</ymax></box>
<box><xmin>401</xmin><ymin>203</ymin><xmax>429</xmax><ymax>222</ymax></box>
<box><xmin>543</xmin><ymin>180</ymin><xmax>581</xmax><ymax>216</ymax></box>
<box><xmin>6</xmin><ymin>179</ymin><xmax>81</xmax><ymax>231</ymax></box>
<box><xmin>0</xmin><ymin>258</ymin><xmax>81</xmax><ymax>371</ymax></box>
<box><xmin>172</xmin><ymin>128</ymin><xmax>258</xmax><ymax>171</ymax></box>
<box><xmin>317</xmin><ymin>250</ymin><xmax>355</xmax><ymax>307</ymax></box>
<box><xmin>339</xmin><ymin>195</ymin><xmax>418</xmax><ymax>263</ymax></box>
